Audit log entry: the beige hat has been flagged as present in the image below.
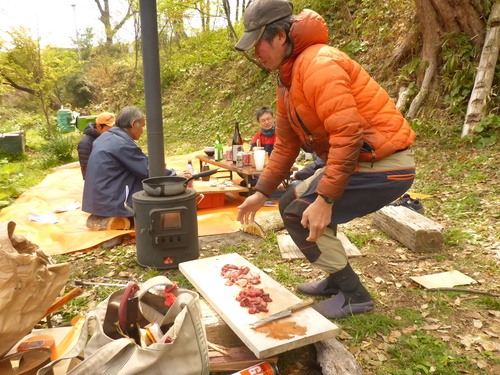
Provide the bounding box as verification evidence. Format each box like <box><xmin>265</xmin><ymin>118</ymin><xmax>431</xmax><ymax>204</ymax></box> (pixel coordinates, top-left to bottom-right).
<box><xmin>96</xmin><ymin>112</ymin><xmax>115</xmax><ymax>126</ymax></box>
<box><xmin>235</xmin><ymin>0</ymin><xmax>293</xmax><ymax>51</ymax></box>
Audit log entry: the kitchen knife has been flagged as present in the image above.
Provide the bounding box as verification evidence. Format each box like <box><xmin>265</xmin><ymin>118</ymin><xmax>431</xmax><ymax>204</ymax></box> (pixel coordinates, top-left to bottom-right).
<box><xmin>252</xmin><ymin>298</ymin><xmax>315</xmax><ymax>327</ymax></box>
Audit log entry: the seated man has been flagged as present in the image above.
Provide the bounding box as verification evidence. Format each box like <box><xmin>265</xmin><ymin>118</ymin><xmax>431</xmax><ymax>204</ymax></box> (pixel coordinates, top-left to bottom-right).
<box><xmin>242</xmin><ymin>106</ymin><xmax>277</xmax><ymax>188</ymax></box>
<box><xmin>82</xmin><ymin>106</ymin><xmax>177</xmax><ymax>222</ymax></box>
<box><xmin>250</xmin><ymin>106</ymin><xmax>276</xmax><ymax>155</ymax></box>
<box><xmin>77</xmin><ymin>112</ymin><xmax>115</xmax><ymax>179</ymax></box>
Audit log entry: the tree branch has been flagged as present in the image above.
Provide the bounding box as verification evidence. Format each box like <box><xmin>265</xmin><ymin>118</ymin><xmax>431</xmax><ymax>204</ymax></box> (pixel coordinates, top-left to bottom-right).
<box><xmin>1</xmin><ymin>73</ymin><xmax>35</xmax><ymax>95</ymax></box>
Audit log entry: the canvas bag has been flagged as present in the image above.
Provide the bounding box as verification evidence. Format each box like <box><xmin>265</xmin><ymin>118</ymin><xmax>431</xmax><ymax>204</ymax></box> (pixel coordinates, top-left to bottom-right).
<box><xmin>0</xmin><ymin>220</ymin><xmax>71</xmax><ymax>357</ymax></box>
<box><xmin>38</xmin><ymin>276</ymin><xmax>210</xmax><ymax>375</ymax></box>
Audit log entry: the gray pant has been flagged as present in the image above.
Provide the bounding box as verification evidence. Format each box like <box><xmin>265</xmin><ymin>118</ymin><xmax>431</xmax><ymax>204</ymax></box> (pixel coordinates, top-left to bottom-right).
<box><xmin>279</xmin><ymin>149</ymin><xmax>415</xmax><ymax>274</ymax></box>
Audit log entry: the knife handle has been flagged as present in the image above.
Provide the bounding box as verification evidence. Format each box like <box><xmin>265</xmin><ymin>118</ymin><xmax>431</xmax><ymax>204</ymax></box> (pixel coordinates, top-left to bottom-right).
<box><xmin>289</xmin><ymin>298</ymin><xmax>315</xmax><ymax>312</ymax></box>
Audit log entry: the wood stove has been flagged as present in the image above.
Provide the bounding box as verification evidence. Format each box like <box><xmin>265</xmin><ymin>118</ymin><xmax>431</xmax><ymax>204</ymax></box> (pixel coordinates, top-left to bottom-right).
<box><xmin>132</xmin><ymin>188</ymin><xmax>199</xmax><ymax>269</ymax></box>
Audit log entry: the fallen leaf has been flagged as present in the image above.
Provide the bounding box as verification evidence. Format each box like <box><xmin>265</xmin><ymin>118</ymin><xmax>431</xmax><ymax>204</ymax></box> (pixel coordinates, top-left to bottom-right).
<box><xmin>390</xmin><ymin>330</ymin><xmax>402</xmax><ymax>338</ymax></box>
<box><xmin>422</xmin><ymin>324</ymin><xmax>441</xmax><ymax>330</ymax></box>
<box><xmin>338</xmin><ymin>331</ymin><xmax>353</xmax><ymax>340</ymax></box>
<box><xmin>473</xmin><ymin>319</ymin><xmax>483</xmax><ymax>329</ymax></box>
<box><xmin>484</xmin><ymin>328</ymin><xmax>499</xmax><ymax>338</ymax></box>
<box><xmin>459</xmin><ymin>334</ymin><xmax>479</xmax><ymax>349</ymax></box>
<box><xmin>480</xmin><ymin>341</ymin><xmax>500</xmax><ymax>352</ymax></box>
<box><xmin>377</xmin><ymin>353</ymin><xmax>388</xmax><ymax>361</ymax></box>
<box><xmin>477</xmin><ymin>360</ymin><xmax>488</xmax><ymax>369</ymax></box>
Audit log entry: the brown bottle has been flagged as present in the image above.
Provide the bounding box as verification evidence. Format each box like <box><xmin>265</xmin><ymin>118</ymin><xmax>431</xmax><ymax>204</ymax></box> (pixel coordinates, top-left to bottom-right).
<box><xmin>232</xmin><ymin>121</ymin><xmax>243</xmax><ymax>164</ymax></box>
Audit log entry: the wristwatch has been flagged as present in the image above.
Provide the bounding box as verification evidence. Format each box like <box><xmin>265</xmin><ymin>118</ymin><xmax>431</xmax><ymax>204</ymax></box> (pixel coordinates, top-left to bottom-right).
<box><xmin>319</xmin><ymin>194</ymin><xmax>335</xmax><ymax>204</ymax></box>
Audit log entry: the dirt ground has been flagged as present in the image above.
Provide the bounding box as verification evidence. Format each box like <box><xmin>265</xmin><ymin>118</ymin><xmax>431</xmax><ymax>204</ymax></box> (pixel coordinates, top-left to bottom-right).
<box><xmin>198</xmin><ymin>214</ymin><xmax>500</xmax><ymax>374</ymax></box>
<box><xmin>58</xmin><ymin>208</ymin><xmax>499</xmax><ymax>374</ymax></box>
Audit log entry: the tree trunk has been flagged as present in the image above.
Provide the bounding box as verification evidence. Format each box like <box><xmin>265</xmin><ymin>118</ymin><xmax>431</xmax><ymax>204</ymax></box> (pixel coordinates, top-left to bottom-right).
<box><xmin>390</xmin><ymin>23</ymin><xmax>421</xmax><ymax>66</ymax></box>
<box><xmin>462</xmin><ymin>3</ymin><xmax>500</xmax><ymax>137</ymax></box>
<box><xmin>95</xmin><ymin>0</ymin><xmax>135</xmax><ymax>47</ymax></box>
<box><xmin>406</xmin><ymin>0</ymin><xmax>486</xmax><ymax>119</ymax></box>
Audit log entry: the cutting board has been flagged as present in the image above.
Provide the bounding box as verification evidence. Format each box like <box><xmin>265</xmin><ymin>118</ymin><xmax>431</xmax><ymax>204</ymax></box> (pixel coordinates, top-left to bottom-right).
<box><xmin>179</xmin><ymin>253</ymin><xmax>340</xmax><ymax>358</ymax></box>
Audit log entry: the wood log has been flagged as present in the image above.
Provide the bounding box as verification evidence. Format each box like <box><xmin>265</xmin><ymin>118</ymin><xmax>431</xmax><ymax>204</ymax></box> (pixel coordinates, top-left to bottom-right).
<box><xmin>278</xmin><ymin>233</ymin><xmax>361</xmax><ymax>259</ymax></box>
<box><xmin>315</xmin><ymin>338</ymin><xmax>363</xmax><ymax>375</ymax></box>
<box><xmin>209</xmin><ymin>346</ymin><xmax>279</xmax><ymax>373</ymax></box>
<box><xmin>201</xmin><ymin>299</ymin><xmax>243</xmax><ymax>347</ymax></box>
<box><xmin>86</xmin><ymin>215</ymin><xmax>131</xmax><ymax>231</ymax></box>
<box><xmin>201</xmin><ymin>300</ymin><xmax>279</xmax><ymax>372</ymax></box>
<box><xmin>242</xmin><ymin>211</ymin><xmax>284</xmax><ymax>237</ymax></box>
<box><xmin>462</xmin><ymin>2</ymin><xmax>500</xmax><ymax>137</ymax></box>
<box><xmin>372</xmin><ymin>206</ymin><xmax>444</xmax><ymax>253</ymax></box>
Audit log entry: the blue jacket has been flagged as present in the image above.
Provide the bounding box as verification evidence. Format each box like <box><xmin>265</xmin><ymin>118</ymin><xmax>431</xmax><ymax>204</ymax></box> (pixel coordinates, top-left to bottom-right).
<box><xmin>77</xmin><ymin>123</ymin><xmax>99</xmax><ymax>180</ymax></box>
<box><xmin>82</xmin><ymin>127</ymin><xmax>175</xmax><ymax>217</ymax></box>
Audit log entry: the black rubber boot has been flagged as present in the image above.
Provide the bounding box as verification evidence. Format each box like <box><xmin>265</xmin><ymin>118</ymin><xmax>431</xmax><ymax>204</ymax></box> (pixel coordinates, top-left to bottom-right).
<box><xmin>296</xmin><ymin>275</ymin><xmax>339</xmax><ymax>296</ymax></box>
<box><xmin>313</xmin><ymin>263</ymin><xmax>374</xmax><ymax>319</ymax></box>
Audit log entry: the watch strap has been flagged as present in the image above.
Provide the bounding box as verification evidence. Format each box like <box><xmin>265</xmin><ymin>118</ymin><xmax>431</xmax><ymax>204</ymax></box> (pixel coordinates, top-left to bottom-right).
<box><xmin>319</xmin><ymin>194</ymin><xmax>335</xmax><ymax>204</ymax></box>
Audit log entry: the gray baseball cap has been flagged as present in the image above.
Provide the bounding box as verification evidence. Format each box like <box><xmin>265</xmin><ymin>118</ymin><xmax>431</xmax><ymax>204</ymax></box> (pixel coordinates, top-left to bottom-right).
<box><xmin>235</xmin><ymin>0</ymin><xmax>293</xmax><ymax>51</ymax></box>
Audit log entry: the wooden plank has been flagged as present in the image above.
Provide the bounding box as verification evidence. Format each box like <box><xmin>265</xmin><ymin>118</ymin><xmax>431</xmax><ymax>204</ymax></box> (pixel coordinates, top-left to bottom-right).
<box><xmin>278</xmin><ymin>233</ymin><xmax>361</xmax><ymax>259</ymax></box>
<box><xmin>373</xmin><ymin>206</ymin><xmax>444</xmax><ymax>252</ymax></box>
<box><xmin>179</xmin><ymin>253</ymin><xmax>340</xmax><ymax>359</ymax></box>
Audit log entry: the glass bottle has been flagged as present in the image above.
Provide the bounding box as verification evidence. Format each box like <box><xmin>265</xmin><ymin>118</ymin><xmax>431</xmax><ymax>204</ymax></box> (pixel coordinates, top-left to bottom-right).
<box><xmin>232</xmin><ymin>121</ymin><xmax>243</xmax><ymax>164</ymax></box>
<box><xmin>215</xmin><ymin>132</ymin><xmax>223</xmax><ymax>161</ymax></box>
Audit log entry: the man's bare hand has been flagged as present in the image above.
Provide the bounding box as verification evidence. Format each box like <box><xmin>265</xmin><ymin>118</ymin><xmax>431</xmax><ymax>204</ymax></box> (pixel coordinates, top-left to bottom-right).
<box><xmin>237</xmin><ymin>192</ymin><xmax>268</xmax><ymax>225</ymax></box>
<box><xmin>301</xmin><ymin>197</ymin><xmax>334</xmax><ymax>242</ymax></box>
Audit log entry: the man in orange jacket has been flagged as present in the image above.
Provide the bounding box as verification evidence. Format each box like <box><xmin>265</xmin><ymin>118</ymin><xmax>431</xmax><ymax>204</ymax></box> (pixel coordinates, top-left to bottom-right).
<box><xmin>235</xmin><ymin>0</ymin><xmax>416</xmax><ymax>319</ymax></box>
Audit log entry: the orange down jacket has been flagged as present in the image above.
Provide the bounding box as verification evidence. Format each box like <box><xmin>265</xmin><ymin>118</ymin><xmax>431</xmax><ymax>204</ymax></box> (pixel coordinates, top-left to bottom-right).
<box><xmin>255</xmin><ymin>9</ymin><xmax>416</xmax><ymax>200</ymax></box>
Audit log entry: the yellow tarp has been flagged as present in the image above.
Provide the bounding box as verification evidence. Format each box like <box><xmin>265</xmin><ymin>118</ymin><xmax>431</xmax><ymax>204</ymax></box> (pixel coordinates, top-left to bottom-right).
<box><xmin>0</xmin><ymin>153</ymin><xmax>278</xmax><ymax>256</ymax></box>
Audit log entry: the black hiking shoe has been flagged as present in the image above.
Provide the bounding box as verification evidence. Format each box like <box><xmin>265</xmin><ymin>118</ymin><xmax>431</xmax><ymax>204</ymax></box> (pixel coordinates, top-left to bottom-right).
<box><xmin>388</xmin><ymin>194</ymin><xmax>425</xmax><ymax>214</ymax></box>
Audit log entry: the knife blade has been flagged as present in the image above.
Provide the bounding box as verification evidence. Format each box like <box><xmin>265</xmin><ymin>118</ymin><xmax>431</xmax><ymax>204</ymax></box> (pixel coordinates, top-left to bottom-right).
<box><xmin>252</xmin><ymin>298</ymin><xmax>315</xmax><ymax>327</ymax></box>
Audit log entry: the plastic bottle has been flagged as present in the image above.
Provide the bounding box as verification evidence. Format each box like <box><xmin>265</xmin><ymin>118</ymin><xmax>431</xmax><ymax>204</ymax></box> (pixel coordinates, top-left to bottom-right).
<box><xmin>231</xmin><ymin>121</ymin><xmax>244</xmax><ymax>164</ymax></box>
<box><xmin>215</xmin><ymin>132</ymin><xmax>223</xmax><ymax>161</ymax></box>
<box><xmin>186</xmin><ymin>160</ymin><xmax>194</xmax><ymax>188</ymax></box>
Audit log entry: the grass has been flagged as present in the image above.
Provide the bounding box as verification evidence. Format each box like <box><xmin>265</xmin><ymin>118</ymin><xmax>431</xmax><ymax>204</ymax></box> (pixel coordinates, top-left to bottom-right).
<box><xmin>2</xmin><ymin>102</ymin><xmax>498</xmax><ymax>375</ymax></box>
<box><xmin>1</xmin><ymin>3</ymin><xmax>498</xmax><ymax>371</ymax></box>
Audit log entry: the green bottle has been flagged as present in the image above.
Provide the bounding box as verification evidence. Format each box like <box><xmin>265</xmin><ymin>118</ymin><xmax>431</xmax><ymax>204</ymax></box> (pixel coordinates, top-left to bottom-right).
<box><xmin>215</xmin><ymin>132</ymin><xmax>223</xmax><ymax>161</ymax></box>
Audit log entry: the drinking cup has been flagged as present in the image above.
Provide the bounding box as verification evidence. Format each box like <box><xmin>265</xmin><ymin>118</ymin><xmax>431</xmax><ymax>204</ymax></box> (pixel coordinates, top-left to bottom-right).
<box><xmin>254</xmin><ymin>149</ymin><xmax>266</xmax><ymax>171</ymax></box>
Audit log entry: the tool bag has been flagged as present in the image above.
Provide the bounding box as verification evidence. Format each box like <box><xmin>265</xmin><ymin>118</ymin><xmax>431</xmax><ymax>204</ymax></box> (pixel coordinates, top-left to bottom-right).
<box><xmin>38</xmin><ymin>276</ymin><xmax>210</xmax><ymax>375</ymax></box>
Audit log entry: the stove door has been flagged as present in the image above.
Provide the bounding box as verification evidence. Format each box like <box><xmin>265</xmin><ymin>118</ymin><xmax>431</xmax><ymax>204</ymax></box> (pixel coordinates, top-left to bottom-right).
<box><xmin>149</xmin><ymin>207</ymin><xmax>189</xmax><ymax>247</ymax></box>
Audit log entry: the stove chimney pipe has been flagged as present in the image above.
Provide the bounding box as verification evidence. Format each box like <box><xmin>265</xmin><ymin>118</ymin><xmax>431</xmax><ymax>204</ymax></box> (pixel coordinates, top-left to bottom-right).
<box><xmin>139</xmin><ymin>0</ymin><xmax>165</xmax><ymax>177</ymax></box>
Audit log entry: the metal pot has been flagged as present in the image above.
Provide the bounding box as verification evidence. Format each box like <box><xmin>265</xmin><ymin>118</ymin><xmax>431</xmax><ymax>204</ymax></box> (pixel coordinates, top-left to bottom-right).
<box><xmin>142</xmin><ymin>168</ymin><xmax>218</xmax><ymax>196</ymax></box>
